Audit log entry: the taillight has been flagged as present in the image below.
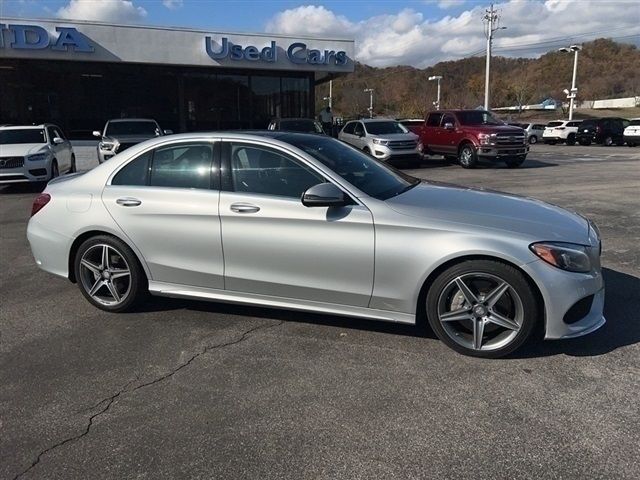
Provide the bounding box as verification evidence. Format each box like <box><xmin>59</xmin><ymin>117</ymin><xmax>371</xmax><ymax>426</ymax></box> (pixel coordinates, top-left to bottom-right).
<box><xmin>31</xmin><ymin>193</ymin><xmax>51</xmax><ymax>217</ymax></box>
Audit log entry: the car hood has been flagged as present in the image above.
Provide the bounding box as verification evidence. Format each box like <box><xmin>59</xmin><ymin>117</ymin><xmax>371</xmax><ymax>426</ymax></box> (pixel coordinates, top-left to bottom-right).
<box><xmin>386</xmin><ymin>181</ymin><xmax>589</xmax><ymax>243</ymax></box>
<box><xmin>0</xmin><ymin>143</ymin><xmax>48</xmax><ymax>156</ymax></box>
<box><xmin>104</xmin><ymin>134</ymin><xmax>159</xmax><ymax>143</ymax></box>
<box><xmin>372</xmin><ymin>133</ymin><xmax>417</xmax><ymax>141</ymax></box>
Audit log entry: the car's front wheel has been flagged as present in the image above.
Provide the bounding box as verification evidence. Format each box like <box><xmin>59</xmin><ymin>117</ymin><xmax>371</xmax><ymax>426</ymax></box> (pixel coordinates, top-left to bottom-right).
<box><xmin>529</xmin><ymin>135</ymin><xmax>537</xmax><ymax>144</ymax></box>
<box><xmin>74</xmin><ymin>235</ymin><xmax>147</xmax><ymax>312</ymax></box>
<box><xmin>426</xmin><ymin>260</ymin><xmax>539</xmax><ymax>358</ymax></box>
<box><xmin>458</xmin><ymin>143</ymin><xmax>477</xmax><ymax>169</ymax></box>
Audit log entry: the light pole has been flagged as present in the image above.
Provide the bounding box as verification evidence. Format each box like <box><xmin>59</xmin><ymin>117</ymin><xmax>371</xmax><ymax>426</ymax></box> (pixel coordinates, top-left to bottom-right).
<box><xmin>323</xmin><ymin>80</ymin><xmax>333</xmax><ymax>109</ymax></box>
<box><xmin>483</xmin><ymin>4</ymin><xmax>506</xmax><ymax>110</ymax></box>
<box><xmin>364</xmin><ymin>88</ymin><xmax>374</xmax><ymax>118</ymax></box>
<box><xmin>428</xmin><ymin>75</ymin><xmax>442</xmax><ymax>110</ymax></box>
<box><xmin>559</xmin><ymin>45</ymin><xmax>581</xmax><ymax>120</ymax></box>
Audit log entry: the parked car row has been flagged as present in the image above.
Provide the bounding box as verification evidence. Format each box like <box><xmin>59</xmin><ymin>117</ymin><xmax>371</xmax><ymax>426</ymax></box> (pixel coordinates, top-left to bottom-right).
<box><xmin>521</xmin><ymin>117</ymin><xmax>635</xmax><ymax>147</ymax></box>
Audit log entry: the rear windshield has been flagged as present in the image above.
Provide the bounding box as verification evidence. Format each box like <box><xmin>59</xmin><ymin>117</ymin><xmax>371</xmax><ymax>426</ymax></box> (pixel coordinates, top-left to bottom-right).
<box><xmin>106</xmin><ymin>121</ymin><xmax>159</xmax><ymax>136</ymax></box>
<box><xmin>547</xmin><ymin>121</ymin><xmax>564</xmax><ymax>127</ymax></box>
<box><xmin>364</xmin><ymin>121</ymin><xmax>408</xmax><ymax>135</ymax></box>
<box><xmin>457</xmin><ymin>111</ymin><xmax>503</xmax><ymax>126</ymax></box>
<box><xmin>0</xmin><ymin>129</ymin><xmax>46</xmax><ymax>144</ymax></box>
<box><xmin>279</xmin><ymin>120</ymin><xmax>324</xmax><ymax>134</ymax></box>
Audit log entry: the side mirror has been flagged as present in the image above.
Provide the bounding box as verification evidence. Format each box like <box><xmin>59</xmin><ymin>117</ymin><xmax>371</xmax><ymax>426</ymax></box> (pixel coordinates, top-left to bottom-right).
<box><xmin>53</xmin><ymin>137</ymin><xmax>64</xmax><ymax>145</ymax></box>
<box><xmin>163</xmin><ymin>129</ymin><xmax>173</xmax><ymax>135</ymax></box>
<box><xmin>92</xmin><ymin>130</ymin><xmax>101</xmax><ymax>137</ymax></box>
<box><xmin>301</xmin><ymin>183</ymin><xmax>349</xmax><ymax>208</ymax></box>
<box><xmin>444</xmin><ymin>122</ymin><xmax>454</xmax><ymax>130</ymax></box>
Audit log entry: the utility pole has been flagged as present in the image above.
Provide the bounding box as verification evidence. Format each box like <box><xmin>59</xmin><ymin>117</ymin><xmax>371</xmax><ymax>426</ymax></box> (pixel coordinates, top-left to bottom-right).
<box><xmin>428</xmin><ymin>75</ymin><xmax>442</xmax><ymax>110</ymax></box>
<box><xmin>483</xmin><ymin>4</ymin><xmax>505</xmax><ymax>111</ymax></box>
<box><xmin>364</xmin><ymin>88</ymin><xmax>374</xmax><ymax>118</ymax></box>
<box><xmin>559</xmin><ymin>45</ymin><xmax>581</xmax><ymax>120</ymax></box>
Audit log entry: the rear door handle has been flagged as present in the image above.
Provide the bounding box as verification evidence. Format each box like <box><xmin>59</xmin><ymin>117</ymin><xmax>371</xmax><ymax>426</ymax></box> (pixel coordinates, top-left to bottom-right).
<box><xmin>230</xmin><ymin>202</ymin><xmax>260</xmax><ymax>214</ymax></box>
<box><xmin>116</xmin><ymin>197</ymin><xmax>142</xmax><ymax>207</ymax></box>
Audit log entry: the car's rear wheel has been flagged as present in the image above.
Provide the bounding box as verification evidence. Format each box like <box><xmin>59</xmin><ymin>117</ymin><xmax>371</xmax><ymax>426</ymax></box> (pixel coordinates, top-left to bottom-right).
<box><xmin>529</xmin><ymin>135</ymin><xmax>537</xmax><ymax>144</ymax></box>
<box><xmin>74</xmin><ymin>235</ymin><xmax>147</xmax><ymax>312</ymax></box>
<box><xmin>458</xmin><ymin>144</ymin><xmax>477</xmax><ymax>169</ymax></box>
<box><xmin>426</xmin><ymin>260</ymin><xmax>539</xmax><ymax>358</ymax></box>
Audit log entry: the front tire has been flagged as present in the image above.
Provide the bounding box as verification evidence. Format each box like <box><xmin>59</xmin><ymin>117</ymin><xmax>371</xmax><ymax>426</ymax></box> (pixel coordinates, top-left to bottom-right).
<box><xmin>426</xmin><ymin>260</ymin><xmax>539</xmax><ymax>358</ymax></box>
<box><xmin>529</xmin><ymin>135</ymin><xmax>538</xmax><ymax>144</ymax></box>
<box><xmin>458</xmin><ymin>143</ymin><xmax>478</xmax><ymax>169</ymax></box>
<box><xmin>74</xmin><ymin>235</ymin><xmax>147</xmax><ymax>312</ymax></box>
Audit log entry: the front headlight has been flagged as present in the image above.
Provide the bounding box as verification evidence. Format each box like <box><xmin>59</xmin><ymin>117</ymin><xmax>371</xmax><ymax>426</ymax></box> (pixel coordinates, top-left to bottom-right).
<box><xmin>27</xmin><ymin>152</ymin><xmax>50</xmax><ymax>162</ymax></box>
<box><xmin>530</xmin><ymin>242</ymin><xmax>592</xmax><ymax>273</ymax></box>
<box><xmin>372</xmin><ymin>138</ymin><xmax>389</xmax><ymax>146</ymax></box>
<box><xmin>478</xmin><ymin>133</ymin><xmax>497</xmax><ymax>145</ymax></box>
<box><xmin>99</xmin><ymin>142</ymin><xmax>115</xmax><ymax>151</ymax></box>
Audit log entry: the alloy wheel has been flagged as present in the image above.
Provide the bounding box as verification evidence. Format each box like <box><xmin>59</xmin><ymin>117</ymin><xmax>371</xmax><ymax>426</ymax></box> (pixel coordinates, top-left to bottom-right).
<box><xmin>79</xmin><ymin>244</ymin><xmax>132</xmax><ymax>306</ymax></box>
<box><xmin>460</xmin><ymin>147</ymin><xmax>473</xmax><ymax>167</ymax></box>
<box><xmin>436</xmin><ymin>272</ymin><xmax>524</xmax><ymax>352</ymax></box>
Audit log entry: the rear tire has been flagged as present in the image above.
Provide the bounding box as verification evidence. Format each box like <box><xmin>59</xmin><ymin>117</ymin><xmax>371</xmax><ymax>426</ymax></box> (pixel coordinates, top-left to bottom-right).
<box><xmin>426</xmin><ymin>259</ymin><xmax>539</xmax><ymax>358</ymax></box>
<box><xmin>74</xmin><ymin>235</ymin><xmax>148</xmax><ymax>313</ymax></box>
<box><xmin>458</xmin><ymin>143</ymin><xmax>477</xmax><ymax>169</ymax></box>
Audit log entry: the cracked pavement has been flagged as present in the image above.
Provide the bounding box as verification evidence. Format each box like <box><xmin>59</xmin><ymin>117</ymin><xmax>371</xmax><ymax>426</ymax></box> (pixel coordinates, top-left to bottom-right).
<box><xmin>1</xmin><ymin>144</ymin><xmax>639</xmax><ymax>479</ymax></box>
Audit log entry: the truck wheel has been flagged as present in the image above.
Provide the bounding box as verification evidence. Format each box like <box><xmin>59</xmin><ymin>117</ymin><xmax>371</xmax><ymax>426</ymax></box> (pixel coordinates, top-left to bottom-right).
<box><xmin>505</xmin><ymin>157</ymin><xmax>525</xmax><ymax>168</ymax></box>
<box><xmin>566</xmin><ymin>133</ymin><xmax>576</xmax><ymax>146</ymax></box>
<box><xmin>458</xmin><ymin>144</ymin><xmax>477</xmax><ymax>169</ymax></box>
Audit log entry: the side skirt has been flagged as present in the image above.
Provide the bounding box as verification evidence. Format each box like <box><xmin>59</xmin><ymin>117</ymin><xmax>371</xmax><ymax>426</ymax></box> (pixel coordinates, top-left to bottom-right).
<box><xmin>149</xmin><ymin>281</ymin><xmax>416</xmax><ymax>324</ymax></box>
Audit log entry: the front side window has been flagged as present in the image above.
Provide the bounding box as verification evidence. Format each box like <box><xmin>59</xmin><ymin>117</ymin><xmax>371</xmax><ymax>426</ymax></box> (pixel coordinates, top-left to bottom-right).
<box><xmin>441</xmin><ymin>114</ymin><xmax>456</xmax><ymax>127</ymax></box>
<box><xmin>228</xmin><ymin>143</ymin><xmax>324</xmax><ymax>198</ymax></box>
<box><xmin>342</xmin><ymin>122</ymin><xmax>355</xmax><ymax>135</ymax></box>
<box><xmin>547</xmin><ymin>121</ymin><xmax>564</xmax><ymax>128</ymax></box>
<box><xmin>0</xmin><ymin>129</ymin><xmax>46</xmax><ymax>144</ymax></box>
<box><xmin>426</xmin><ymin>113</ymin><xmax>443</xmax><ymax>127</ymax></box>
<box><xmin>353</xmin><ymin>122</ymin><xmax>365</xmax><ymax>136</ymax></box>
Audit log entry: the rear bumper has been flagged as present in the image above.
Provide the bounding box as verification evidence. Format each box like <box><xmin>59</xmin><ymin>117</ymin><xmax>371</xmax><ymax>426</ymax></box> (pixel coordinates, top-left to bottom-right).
<box><xmin>27</xmin><ymin>216</ymin><xmax>72</xmax><ymax>278</ymax></box>
<box><xmin>623</xmin><ymin>134</ymin><xmax>640</xmax><ymax>144</ymax></box>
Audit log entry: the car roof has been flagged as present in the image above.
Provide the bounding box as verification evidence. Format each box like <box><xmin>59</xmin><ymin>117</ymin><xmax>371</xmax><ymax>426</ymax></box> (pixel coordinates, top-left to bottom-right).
<box><xmin>273</xmin><ymin>118</ymin><xmax>316</xmax><ymax>122</ymax></box>
<box><xmin>0</xmin><ymin>124</ymin><xmax>54</xmax><ymax>130</ymax></box>
<box><xmin>106</xmin><ymin>118</ymin><xmax>158</xmax><ymax>123</ymax></box>
<box><xmin>358</xmin><ymin>118</ymin><xmax>399</xmax><ymax>123</ymax></box>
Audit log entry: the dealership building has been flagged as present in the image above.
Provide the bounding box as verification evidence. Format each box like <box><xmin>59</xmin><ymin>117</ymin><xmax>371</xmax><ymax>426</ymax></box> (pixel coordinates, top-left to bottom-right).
<box><xmin>0</xmin><ymin>18</ymin><xmax>354</xmax><ymax>138</ymax></box>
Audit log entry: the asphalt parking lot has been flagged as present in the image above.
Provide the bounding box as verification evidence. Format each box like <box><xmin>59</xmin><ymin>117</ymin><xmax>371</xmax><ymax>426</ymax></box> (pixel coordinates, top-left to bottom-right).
<box><xmin>1</xmin><ymin>143</ymin><xmax>639</xmax><ymax>479</ymax></box>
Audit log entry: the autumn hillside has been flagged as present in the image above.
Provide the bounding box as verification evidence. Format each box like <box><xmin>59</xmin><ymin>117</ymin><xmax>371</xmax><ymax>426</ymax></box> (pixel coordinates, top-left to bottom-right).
<box><xmin>317</xmin><ymin>39</ymin><xmax>640</xmax><ymax>119</ymax></box>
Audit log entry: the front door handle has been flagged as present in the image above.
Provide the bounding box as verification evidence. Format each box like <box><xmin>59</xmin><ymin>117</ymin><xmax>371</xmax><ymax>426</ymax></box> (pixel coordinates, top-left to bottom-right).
<box><xmin>116</xmin><ymin>197</ymin><xmax>142</xmax><ymax>207</ymax></box>
<box><xmin>230</xmin><ymin>202</ymin><xmax>260</xmax><ymax>214</ymax></box>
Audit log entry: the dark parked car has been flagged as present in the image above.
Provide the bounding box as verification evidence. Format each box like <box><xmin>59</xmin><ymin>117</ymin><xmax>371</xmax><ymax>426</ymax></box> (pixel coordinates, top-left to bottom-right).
<box><xmin>267</xmin><ymin>118</ymin><xmax>325</xmax><ymax>134</ymax></box>
<box><xmin>576</xmin><ymin>117</ymin><xmax>630</xmax><ymax>146</ymax></box>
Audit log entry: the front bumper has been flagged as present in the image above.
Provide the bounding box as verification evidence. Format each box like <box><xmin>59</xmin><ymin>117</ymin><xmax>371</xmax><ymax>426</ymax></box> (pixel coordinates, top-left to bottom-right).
<box><xmin>476</xmin><ymin>145</ymin><xmax>528</xmax><ymax>159</ymax></box>
<box><xmin>371</xmin><ymin>146</ymin><xmax>419</xmax><ymax>162</ymax></box>
<box><xmin>521</xmin><ymin>259</ymin><xmax>605</xmax><ymax>340</ymax></box>
<box><xmin>0</xmin><ymin>160</ymin><xmax>51</xmax><ymax>184</ymax></box>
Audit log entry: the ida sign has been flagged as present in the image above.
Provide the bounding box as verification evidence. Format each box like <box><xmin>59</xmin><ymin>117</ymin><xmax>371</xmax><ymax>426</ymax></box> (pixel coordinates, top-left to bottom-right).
<box><xmin>0</xmin><ymin>24</ymin><xmax>94</xmax><ymax>52</ymax></box>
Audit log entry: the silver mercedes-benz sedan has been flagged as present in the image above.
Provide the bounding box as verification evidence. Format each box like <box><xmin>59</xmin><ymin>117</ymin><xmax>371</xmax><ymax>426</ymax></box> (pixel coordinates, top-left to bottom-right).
<box><xmin>27</xmin><ymin>132</ymin><xmax>605</xmax><ymax>358</ymax></box>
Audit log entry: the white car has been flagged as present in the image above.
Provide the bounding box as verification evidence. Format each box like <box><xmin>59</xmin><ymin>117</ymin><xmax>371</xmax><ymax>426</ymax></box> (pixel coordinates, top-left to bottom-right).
<box><xmin>623</xmin><ymin>118</ymin><xmax>640</xmax><ymax>147</ymax></box>
<box><xmin>542</xmin><ymin>120</ymin><xmax>582</xmax><ymax>145</ymax></box>
<box><xmin>338</xmin><ymin>119</ymin><xmax>419</xmax><ymax>164</ymax></box>
<box><xmin>0</xmin><ymin>124</ymin><xmax>75</xmax><ymax>184</ymax></box>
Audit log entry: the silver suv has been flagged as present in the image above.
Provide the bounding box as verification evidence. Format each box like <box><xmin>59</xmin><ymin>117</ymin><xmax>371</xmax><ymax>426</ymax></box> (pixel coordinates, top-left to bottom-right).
<box><xmin>339</xmin><ymin>119</ymin><xmax>418</xmax><ymax>163</ymax></box>
<box><xmin>0</xmin><ymin>124</ymin><xmax>75</xmax><ymax>184</ymax></box>
<box><xmin>94</xmin><ymin>118</ymin><xmax>171</xmax><ymax>163</ymax></box>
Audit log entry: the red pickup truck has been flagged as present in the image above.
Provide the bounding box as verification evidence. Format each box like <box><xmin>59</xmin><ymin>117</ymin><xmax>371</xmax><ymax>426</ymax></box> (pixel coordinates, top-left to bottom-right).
<box><xmin>416</xmin><ymin>110</ymin><xmax>529</xmax><ymax>168</ymax></box>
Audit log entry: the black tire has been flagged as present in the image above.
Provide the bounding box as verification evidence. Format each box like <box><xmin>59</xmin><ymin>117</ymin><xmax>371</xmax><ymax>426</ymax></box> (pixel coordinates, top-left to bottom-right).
<box><xmin>529</xmin><ymin>135</ymin><xmax>537</xmax><ymax>144</ymax></box>
<box><xmin>566</xmin><ymin>133</ymin><xmax>576</xmax><ymax>146</ymax></box>
<box><xmin>70</xmin><ymin>154</ymin><xmax>76</xmax><ymax>173</ymax></box>
<box><xmin>604</xmin><ymin>136</ymin><xmax>613</xmax><ymax>146</ymax></box>
<box><xmin>426</xmin><ymin>259</ymin><xmax>540</xmax><ymax>358</ymax></box>
<box><xmin>74</xmin><ymin>235</ymin><xmax>148</xmax><ymax>313</ymax></box>
<box><xmin>50</xmin><ymin>160</ymin><xmax>59</xmax><ymax>181</ymax></box>
<box><xmin>458</xmin><ymin>143</ymin><xmax>478</xmax><ymax>169</ymax></box>
<box><xmin>505</xmin><ymin>157</ymin><xmax>525</xmax><ymax>168</ymax></box>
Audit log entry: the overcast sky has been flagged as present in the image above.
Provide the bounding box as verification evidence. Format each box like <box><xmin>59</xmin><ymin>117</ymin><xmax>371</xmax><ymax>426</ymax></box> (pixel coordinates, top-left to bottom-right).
<box><xmin>2</xmin><ymin>0</ymin><xmax>639</xmax><ymax>67</ymax></box>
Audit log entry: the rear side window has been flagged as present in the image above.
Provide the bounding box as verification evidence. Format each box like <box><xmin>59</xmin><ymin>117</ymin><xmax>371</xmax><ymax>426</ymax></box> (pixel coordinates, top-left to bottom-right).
<box><xmin>150</xmin><ymin>143</ymin><xmax>213</xmax><ymax>189</ymax></box>
<box><xmin>567</xmin><ymin>121</ymin><xmax>582</xmax><ymax>127</ymax></box>
<box><xmin>426</xmin><ymin>113</ymin><xmax>443</xmax><ymax>127</ymax></box>
<box><xmin>547</xmin><ymin>121</ymin><xmax>563</xmax><ymax>127</ymax></box>
<box><xmin>112</xmin><ymin>151</ymin><xmax>151</xmax><ymax>186</ymax></box>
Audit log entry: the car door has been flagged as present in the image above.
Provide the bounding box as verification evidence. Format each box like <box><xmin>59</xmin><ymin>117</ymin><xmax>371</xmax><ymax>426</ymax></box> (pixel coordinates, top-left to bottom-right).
<box><xmin>352</xmin><ymin>122</ymin><xmax>367</xmax><ymax>149</ymax></box>
<box><xmin>439</xmin><ymin>113</ymin><xmax>459</xmax><ymax>155</ymax></box>
<box><xmin>339</xmin><ymin>121</ymin><xmax>356</xmax><ymax>146</ymax></box>
<box><xmin>423</xmin><ymin>113</ymin><xmax>444</xmax><ymax>153</ymax></box>
<box><xmin>218</xmin><ymin>140</ymin><xmax>375</xmax><ymax>307</ymax></box>
<box><xmin>102</xmin><ymin>140</ymin><xmax>224</xmax><ymax>289</ymax></box>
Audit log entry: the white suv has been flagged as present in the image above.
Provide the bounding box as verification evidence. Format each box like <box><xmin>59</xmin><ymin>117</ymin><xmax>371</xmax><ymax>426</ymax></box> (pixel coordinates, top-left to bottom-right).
<box><xmin>338</xmin><ymin>119</ymin><xmax>419</xmax><ymax>164</ymax></box>
<box><xmin>542</xmin><ymin>120</ymin><xmax>582</xmax><ymax>145</ymax></box>
<box><xmin>0</xmin><ymin>124</ymin><xmax>75</xmax><ymax>184</ymax></box>
<box><xmin>623</xmin><ymin>118</ymin><xmax>640</xmax><ymax>147</ymax></box>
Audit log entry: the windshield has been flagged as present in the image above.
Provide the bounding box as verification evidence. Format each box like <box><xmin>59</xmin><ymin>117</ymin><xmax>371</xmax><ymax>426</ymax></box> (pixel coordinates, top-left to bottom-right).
<box><xmin>285</xmin><ymin>135</ymin><xmax>419</xmax><ymax>200</ymax></box>
<box><xmin>106</xmin><ymin>121</ymin><xmax>159</xmax><ymax>136</ymax></box>
<box><xmin>0</xmin><ymin>129</ymin><xmax>46</xmax><ymax>145</ymax></box>
<box><xmin>279</xmin><ymin>120</ymin><xmax>324</xmax><ymax>134</ymax></box>
<box><xmin>365</xmin><ymin>121</ymin><xmax>408</xmax><ymax>135</ymax></box>
<box><xmin>457</xmin><ymin>111</ymin><xmax>503</xmax><ymax>126</ymax></box>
